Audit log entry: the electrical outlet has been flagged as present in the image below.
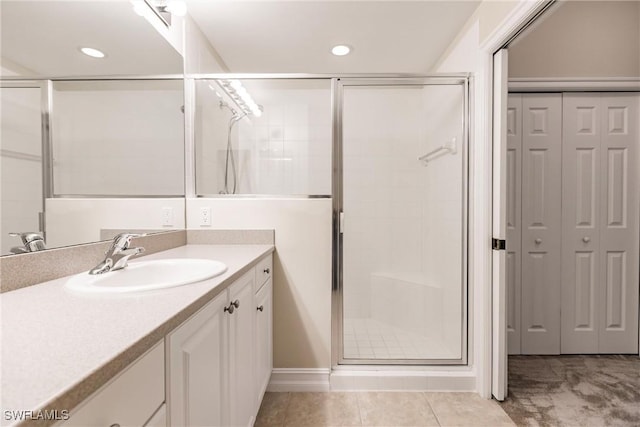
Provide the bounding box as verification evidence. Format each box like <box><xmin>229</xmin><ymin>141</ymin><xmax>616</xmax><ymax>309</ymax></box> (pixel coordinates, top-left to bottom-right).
<box><xmin>200</xmin><ymin>207</ymin><xmax>212</xmax><ymax>226</ymax></box>
<box><xmin>161</xmin><ymin>207</ymin><xmax>173</xmax><ymax>227</ymax></box>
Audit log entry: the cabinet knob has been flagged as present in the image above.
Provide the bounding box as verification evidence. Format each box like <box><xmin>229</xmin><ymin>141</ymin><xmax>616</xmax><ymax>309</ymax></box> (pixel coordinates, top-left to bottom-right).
<box><xmin>582</xmin><ymin>236</ymin><xmax>591</xmax><ymax>243</ymax></box>
<box><xmin>534</xmin><ymin>238</ymin><xmax>542</xmax><ymax>245</ymax></box>
<box><xmin>257</xmin><ymin>305</ymin><xmax>264</xmax><ymax>312</ymax></box>
<box><xmin>224</xmin><ymin>304</ymin><xmax>235</xmax><ymax>314</ymax></box>
<box><xmin>231</xmin><ymin>299</ymin><xmax>240</xmax><ymax>309</ymax></box>
<box><xmin>110</xmin><ymin>424</ymin><xmax>121</xmax><ymax>427</ymax></box>
<box><xmin>263</xmin><ymin>268</ymin><xmax>270</xmax><ymax>274</ymax></box>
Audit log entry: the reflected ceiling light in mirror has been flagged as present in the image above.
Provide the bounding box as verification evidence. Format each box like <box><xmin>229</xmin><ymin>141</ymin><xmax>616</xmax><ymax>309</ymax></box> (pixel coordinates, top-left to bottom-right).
<box><xmin>79</xmin><ymin>47</ymin><xmax>106</xmax><ymax>58</ymax></box>
<box><xmin>220</xmin><ymin>80</ymin><xmax>263</xmax><ymax>117</ymax></box>
<box><xmin>331</xmin><ymin>45</ymin><xmax>351</xmax><ymax>56</ymax></box>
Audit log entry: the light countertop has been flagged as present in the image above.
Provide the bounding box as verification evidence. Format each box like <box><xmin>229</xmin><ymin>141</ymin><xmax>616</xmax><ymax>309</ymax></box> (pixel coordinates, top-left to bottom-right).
<box><xmin>0</xmin><ymin>244</ymin><xmax>274</xmax><ymax>426</ymax></box>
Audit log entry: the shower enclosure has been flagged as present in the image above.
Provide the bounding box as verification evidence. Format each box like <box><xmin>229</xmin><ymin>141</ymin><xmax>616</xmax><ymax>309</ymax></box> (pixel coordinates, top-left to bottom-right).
<box><xmin>333</xmin><ymin>77</ymin><xmax>469</xmax><ymax>365</ymax></box>
<box><xmin>192</xmin><ymin>75</ymin><xmax>469</xmax><ymax>366</ymax></box>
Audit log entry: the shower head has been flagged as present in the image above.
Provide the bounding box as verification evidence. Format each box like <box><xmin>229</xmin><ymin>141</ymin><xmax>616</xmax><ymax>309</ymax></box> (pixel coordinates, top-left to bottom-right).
<box><xmin>219</xmin><ymin>100</ymin><xmax>237</xmax><ymax>116</ymax></box>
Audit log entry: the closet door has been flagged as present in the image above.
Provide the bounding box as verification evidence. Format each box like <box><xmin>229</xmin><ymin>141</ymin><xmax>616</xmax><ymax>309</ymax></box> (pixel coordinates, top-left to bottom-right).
<box><xmin>506</xmin><ymin>94</ymin><xmax>522</xmax><ymax>355</ymax></box>
<box><xmin>562</xmin><ymin>93</ymin><xmax>639</xmax><ymax>354</ymax></box>
<box><xmin>597</xmin><ymin>94</ymin><xmax>639</xmax><ymax>353</ymax></box>
<box><xmin>561</xmin><ymin>94</ymin><xmax>602</xmax><ymax>353</ymax></box>
<box><xmin>521</xmin><ymin>94</ymin><xmax>562</xmax><ymax>354</ymax></box>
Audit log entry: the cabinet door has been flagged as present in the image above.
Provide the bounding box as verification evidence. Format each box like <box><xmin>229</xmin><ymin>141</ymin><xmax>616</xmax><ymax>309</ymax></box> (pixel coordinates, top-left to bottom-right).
<box><xmin>167</xmin><ymin>292</ymin><xmax>227</xmax><ymax>427</ymax></box>
<box><xmin>254</xmin><ymin>279</ymin><xmax>273</xmax><ymax>412</ymax></box>
<box><xmin>228</xmin><ymin>271</ymin><xmax>256</xmax><ymax>427</ymax></box>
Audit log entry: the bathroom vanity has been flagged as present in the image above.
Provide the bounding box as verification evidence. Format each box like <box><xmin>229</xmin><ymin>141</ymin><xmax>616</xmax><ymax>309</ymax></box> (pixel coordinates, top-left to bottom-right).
<box><xmin>0</xmin><ymin>244</ymin><xmax>274</xmax><ymax>427</ymax></box>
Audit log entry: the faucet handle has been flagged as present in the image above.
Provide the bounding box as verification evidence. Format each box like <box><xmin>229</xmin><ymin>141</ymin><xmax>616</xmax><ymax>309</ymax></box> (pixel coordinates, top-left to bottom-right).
<box><xmin>9</xmin><ymin>232</ymin><xmax>46</xmax><ymax>252</ymax></box>
<box><xmin>110</xmin><ymin>233</ymin><xmax>147</xmax><ymax>251</ymax></box>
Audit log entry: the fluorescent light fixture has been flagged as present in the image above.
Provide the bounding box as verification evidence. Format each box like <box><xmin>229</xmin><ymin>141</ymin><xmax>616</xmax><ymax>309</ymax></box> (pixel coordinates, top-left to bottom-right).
<box><xmin>331</xmin><ymin>45</ymin><xmax>351</xmax><ymax>56</ymax></box>
<box><xmin>79</xmin><ymin>47</ymin><xmax>106</xmax><ymax>58</ymax></box>
<box><xmin>220</xmin><ymin>80</ymin><xmax>263</xmax><ymax>118</ymax></box>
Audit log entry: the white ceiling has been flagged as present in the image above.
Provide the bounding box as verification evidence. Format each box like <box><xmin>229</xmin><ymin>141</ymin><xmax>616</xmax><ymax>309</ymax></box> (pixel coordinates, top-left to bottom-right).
<box><xmin>0</xmin><ymin>1</ymin><xmax>183</xmax><ymax>77</ymax></box>
<box><xmin>186</xmin><ymin>0</ymin><xmax>481</xmax><ymax>74</ymax></box>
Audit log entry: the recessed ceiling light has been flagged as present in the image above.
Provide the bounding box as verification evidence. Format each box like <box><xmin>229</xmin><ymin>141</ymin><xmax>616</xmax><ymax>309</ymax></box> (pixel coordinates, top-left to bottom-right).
<box><xmin>79</xmin><ymin>47</ymin><xmax>106</xmax><ymax>58</ymax></box>
<box><xmin>331</xmin><ymin>45</ymin><xmax>351</xmax><ymax>56</ymax></box>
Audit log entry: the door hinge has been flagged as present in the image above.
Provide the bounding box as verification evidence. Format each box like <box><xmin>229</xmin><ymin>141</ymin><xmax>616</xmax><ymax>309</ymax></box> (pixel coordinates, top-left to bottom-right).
<box><xmin>339</xmin><ymin>211</ymin><xmax>345</xmax><ymax>234</ymax></box>
<box><xmin>492</xmin><ymin>238</ymin><xmax>506</xmax><ymax>250</ymax></box>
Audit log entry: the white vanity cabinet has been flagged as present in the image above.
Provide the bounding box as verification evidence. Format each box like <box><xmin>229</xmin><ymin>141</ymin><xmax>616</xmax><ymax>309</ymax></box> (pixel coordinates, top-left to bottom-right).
<box><xmin>166</xmin><ymin>287</ymin><xmax>228</xmax><ymax>426</ymax></box>
<box><xmin>254</xmin><ymin>278</ymin><xmax>273</xmax><ymax>413</ymax></box>
<box><xmin>59</xmin><ymin>341</ymin><xmax>165</xmax><ymax>427</ymax></box>
<box><xmin>167</xmin><ymin>255</ymin><xmax>273</xmax><ymax>427</ymax></box>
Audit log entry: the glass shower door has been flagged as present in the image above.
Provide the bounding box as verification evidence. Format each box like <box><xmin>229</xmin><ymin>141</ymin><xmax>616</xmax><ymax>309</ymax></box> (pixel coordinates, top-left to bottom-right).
<box><xmin>337</xmin><ymin>79</ymin><xmax>467</xmax><ymax>364</ymax></box>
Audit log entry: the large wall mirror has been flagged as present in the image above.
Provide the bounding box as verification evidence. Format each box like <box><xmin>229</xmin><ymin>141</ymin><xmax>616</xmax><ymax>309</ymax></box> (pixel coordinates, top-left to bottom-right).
<box><xmin>1</xmin><ymin>1</ymin><xmax>185</xmax><ymax>256</ymax></box>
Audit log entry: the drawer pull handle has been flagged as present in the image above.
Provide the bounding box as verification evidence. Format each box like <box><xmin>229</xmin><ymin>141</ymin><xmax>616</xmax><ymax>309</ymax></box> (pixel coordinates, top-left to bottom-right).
<box><xmin>110</xmin><ymin>424</ymin><xmax>121</xmax><ymax>427</ymax></box>
<box><xmin>263</xmin><ymin>268</ymin><xmax>270</xmax><ymax>274</ymax></box>
<box><xmin>257</xmin><ymin>305</ymin><xmax>264</xmax><ymax>312</ymax></box>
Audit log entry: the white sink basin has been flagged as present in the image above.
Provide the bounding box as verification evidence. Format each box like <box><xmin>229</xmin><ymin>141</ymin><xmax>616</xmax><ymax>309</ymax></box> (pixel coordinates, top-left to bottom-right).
<box><xmin>65</xmin><ymin>259</ymin><xmax>227</xmax><ymax>293</ymax></box>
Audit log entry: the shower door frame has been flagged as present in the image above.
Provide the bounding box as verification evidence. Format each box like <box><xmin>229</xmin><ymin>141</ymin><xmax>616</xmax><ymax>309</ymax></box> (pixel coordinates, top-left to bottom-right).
<box><xmin>331</xmin><ymin>76</ymin><xmax>471</xmax><ymax>367</ymax></box>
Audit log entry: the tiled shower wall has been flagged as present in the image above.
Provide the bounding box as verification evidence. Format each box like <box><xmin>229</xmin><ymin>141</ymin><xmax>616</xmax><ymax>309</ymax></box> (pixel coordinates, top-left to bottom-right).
<box><xmin>195</xmin><ymin>79</ymin><xmax>332</xmax><ymax>196</ymax></box>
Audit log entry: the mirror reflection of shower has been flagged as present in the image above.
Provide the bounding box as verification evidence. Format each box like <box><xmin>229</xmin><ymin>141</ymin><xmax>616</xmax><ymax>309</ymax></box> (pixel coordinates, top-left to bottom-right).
<box><xmin>216</xmin><ymin>80</ymin><xmax>263</xmax><ymax>195</ymax></box>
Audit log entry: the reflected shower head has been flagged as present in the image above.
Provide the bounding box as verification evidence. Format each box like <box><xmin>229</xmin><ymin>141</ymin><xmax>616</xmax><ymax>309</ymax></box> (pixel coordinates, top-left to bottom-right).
<box><xmin>219</xmin><ymin>100</ymin><xmax>237</xmax><ymax>116</ymax></box>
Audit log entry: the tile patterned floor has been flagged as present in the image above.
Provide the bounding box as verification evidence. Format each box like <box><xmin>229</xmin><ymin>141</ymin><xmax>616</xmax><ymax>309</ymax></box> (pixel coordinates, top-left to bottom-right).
<box><xmin>256</xmin><ymin>392</ymin><xmax>515</xmax><ymax>427</ymax></box>
<box><xmin>500</xmin><ymin>355</ymin><xmax>640</xmax><ymax>427</ymax></box>
<box><xmin>343</xmin><ymin>318</ymin><xmax>450</xmax><ymax>360</ymax></box>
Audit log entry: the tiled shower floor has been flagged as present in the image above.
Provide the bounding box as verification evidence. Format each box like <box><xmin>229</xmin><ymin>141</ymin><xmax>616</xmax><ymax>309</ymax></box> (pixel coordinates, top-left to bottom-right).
<box><xmin>342</xmin><ymin>318</ymin><xmax>451</xmax><ymax>360</ymax></box>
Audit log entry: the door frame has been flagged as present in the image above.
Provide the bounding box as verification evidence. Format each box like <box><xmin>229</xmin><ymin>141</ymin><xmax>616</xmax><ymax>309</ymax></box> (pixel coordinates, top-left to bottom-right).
<box><xmin>482</xmin><ymin>0</ymin><xmax>558</xmax><ymax>400</ymax></box>
<box><xmin>330</xmin><ymin>76</ymin><xmax>471</xmax><ymax>367</ymax></box>
<box><xmin>487</xmin><ymin>0</ymin><xmax>640</xmax><ymax>400</ymax></box>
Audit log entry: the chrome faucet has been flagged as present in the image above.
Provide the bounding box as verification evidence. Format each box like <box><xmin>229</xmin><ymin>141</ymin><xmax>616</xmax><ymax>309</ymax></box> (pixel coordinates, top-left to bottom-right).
<box><xmin>9</xmin><ymin>232</ymin><xmax>46</xmax><ymax>254</ymax></box>
<box><xmin>89</xmin><ymin>233</ymin><xmax>146</xmax><ymax>275</ymax></box>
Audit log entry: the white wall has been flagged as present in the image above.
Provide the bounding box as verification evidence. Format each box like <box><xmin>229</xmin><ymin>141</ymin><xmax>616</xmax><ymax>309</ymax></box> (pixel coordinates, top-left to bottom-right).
<box><xmin>430</xmin><ymin>0</ymin><xmax>551</xmax><ymax>396</ymax></box>
<box><xmin>509</xmin><ymin>1</ymin><xmax>640</xmax><ymax>78</ymax></box>
<box><xmin>46</xmin><ymin>198</ymin><xmax>185</xmax><ymax>248</ymax></box>
<box><xmin>184</xmin><ymin>15</ymin><xmax>228</xmax><ymax>74</ymax></box>
<box><xmin>51</xmin><ymin>80</ymin><xmax>184</xmax><ymax>196</ymax></box>
<box><xmin>186</xmin><ymin>198</ymin><xmax>332</xmax><ymax>369</ymax></box>
<box><xmin>1</xmin><ymin>87</ymin><xmax>43</xmax><ymax>255</ymax></box>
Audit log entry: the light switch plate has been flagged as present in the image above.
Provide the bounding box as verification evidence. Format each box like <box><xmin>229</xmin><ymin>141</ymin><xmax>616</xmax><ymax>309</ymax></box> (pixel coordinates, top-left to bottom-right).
<box><xmin>161</xmin><ymin>207</ymin><xmax>173</xmax><ymax>226</ymax></box>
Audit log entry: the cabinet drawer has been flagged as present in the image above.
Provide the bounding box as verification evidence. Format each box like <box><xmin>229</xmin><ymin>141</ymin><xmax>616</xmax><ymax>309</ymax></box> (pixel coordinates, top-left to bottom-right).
<box><xmin>254</xmin><ymin>254</ymin><xmax>273</xmax><ymax>292</ymax></box>
<box><xmin>60</xmin><ymin>341</ymin><xmax>164</xmax><ymax>427</ymax></box>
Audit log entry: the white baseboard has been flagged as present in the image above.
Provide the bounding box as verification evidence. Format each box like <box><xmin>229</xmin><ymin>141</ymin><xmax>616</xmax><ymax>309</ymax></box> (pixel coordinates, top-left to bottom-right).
<box><xmin>330</xmin><ymin>370</ymin><xmax>476</xmax><ymax>392</ymax></box>
<box><xmin>267</xmin><ymin>368</ymin><xmax>331</xmax><ymax>392</ymax></box>
<box><xmin>266</xmin><ymin>368</ymin><xmax>476</xmax><ymax>392</ymax></box>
